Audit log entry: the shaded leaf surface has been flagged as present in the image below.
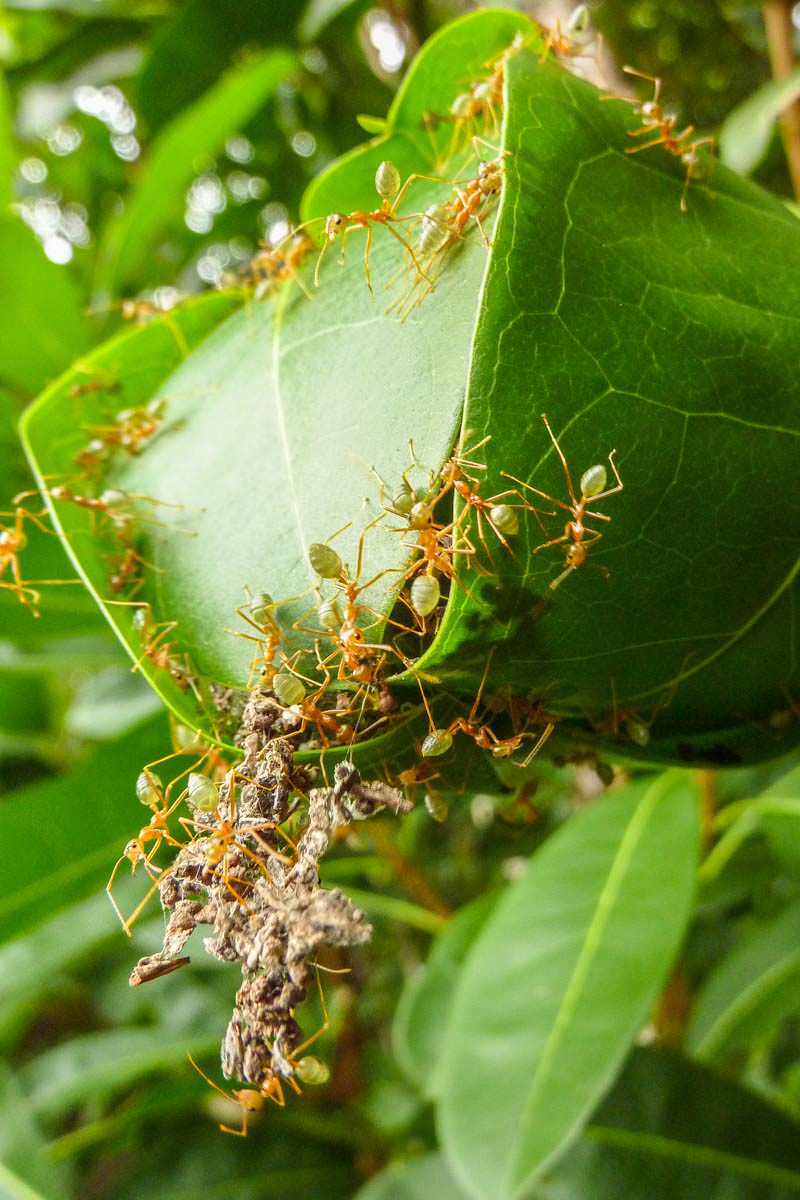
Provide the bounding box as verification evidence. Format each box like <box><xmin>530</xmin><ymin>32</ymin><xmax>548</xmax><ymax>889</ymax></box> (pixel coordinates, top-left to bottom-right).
<box><xmin>437</xmin><ymin>774</ymin><xmax>700</xmax><ymax>1199</ymax></box>
<box><xmin>355</xmin><ymin>1153</ymin><xmax>470</xmax><ymax>1200</ymax></box>
<box><xmin>687</xmin><ymin>898</ymin><xmax>800</xmax><ymax>1061</ymax></box>
<box><xmin>0</xmin><ymin>715</ymin><xmax>167</xmax><ymax>944</ymax></box>
<box><xmin>562</xmin><ymin>1049</ymin><xmax>800</xmax><ymax>1199</ymax></box>
<box><xmin>392</xmin><ymin>891</ymin><xmax>498</xmax><ymax>1097</ymax></box>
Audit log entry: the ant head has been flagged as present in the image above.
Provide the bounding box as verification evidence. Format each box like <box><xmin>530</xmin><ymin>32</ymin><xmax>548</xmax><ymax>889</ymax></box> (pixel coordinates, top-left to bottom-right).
<box><xmin>409</xmin><ymin>500</ymin><xmax>435</xmax><ymax>530</ymax></box>
<box><xmin>124</xmin><ymin>839</ymin><xmax>142</xmax><ymax>861</ymax></box>
<box><xmin>233</xmin><ymin>1088</ymin><xmax>264</xmax><ymax>1112</ymax></box>
<box><xmin>325</xmin><ymin>213</ymin><xmax>347</xmax><ymax>239</ymax></box>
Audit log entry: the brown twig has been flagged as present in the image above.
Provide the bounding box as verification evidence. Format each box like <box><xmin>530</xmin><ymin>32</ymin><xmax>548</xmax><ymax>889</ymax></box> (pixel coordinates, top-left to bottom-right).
<box><xmin>763</xmin><ymin>0</ymin><xmax>800</xmax><ymax>198</ymax></box>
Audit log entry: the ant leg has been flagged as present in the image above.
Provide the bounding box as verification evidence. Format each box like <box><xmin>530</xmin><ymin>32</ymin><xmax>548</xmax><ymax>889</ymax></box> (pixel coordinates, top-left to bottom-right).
<box><xmin>187</xmin><ymin>1056</ymin><xmax>250</xmax><ymax>1136</ymax></box>
<box><xmin>362</xmin><ymin>223</ymin><xmax>375</xmax><ymax>296</ymax></box>
<box><xmin>292</xmin><ymin>969</ymin><xmax>331</xmax><ymax>1056</ymax></box>
<box><xmin>500</xmin><ymin>470</ymin><xmax>567</xmax><ymax>514</ymax></box>
<box><xmin>625</xmin><ymin>135</ymin><xmax>671</xmax><ymax>155</ymax></box>
<box><xmin>533</xmin><ymin>531</ymin><xmax>571</xmax><ymax>554</ymax></box>
<box><xmin>123</xmin><ymin>866</ymin><xmax>173</xmax><ymax>936</ymax></box>
<box><xmin>106</xmin><ymin>853</ymin><xmax>132</xmax><ymax>935</ymax></box>
<box><xmin>313</xmin><ymin>237</ymin><xmax>331</xmax><ymax>288</ymax></box>
<box><xmin>520</xmin><ymin>721</ymin><xmax>556</xmax><ymax>766</ymax></box>
<box><xmin>540</xmin><ymin>414</ymin><xmax>578</xmax><ymax>508</ymax></box>
<box><xmin>383</xmin><ymin>222</ymin><xmax>432</xmax><ymax>284</ymax></box>
<box><xmin>467</xmin><ymin>647</ymin><xmax>496</xmax><ymax>722</ymax></box>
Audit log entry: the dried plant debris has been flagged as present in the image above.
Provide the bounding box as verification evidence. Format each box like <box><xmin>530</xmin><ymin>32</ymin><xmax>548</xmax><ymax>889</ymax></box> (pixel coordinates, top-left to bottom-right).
<box><xmin>130</xmin><ymin>701</ymin><xmax>410</xmax><ymax>1098</ymax></box>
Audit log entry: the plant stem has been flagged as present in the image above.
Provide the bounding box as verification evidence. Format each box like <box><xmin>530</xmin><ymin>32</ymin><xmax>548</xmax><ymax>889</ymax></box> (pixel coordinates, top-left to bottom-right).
<box><xmin>763</xmin><ymin>0</ymin><xmax>800</xmax><ymax>198</ymax></box>
<box><xmin>365</xmin><ymin>821</ymin><xmax>452</xmax><ymax>918</ymax></box>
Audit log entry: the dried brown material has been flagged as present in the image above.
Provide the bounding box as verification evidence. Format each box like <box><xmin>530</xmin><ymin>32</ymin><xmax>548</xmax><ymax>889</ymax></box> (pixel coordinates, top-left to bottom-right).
<box><xmin>129</xmin><ymin>955</ymin><xmax>191</xmax><ymax>986</ymax></box>
<box><xmin>129</xmin><ymin>713</ymin><xmax>407</xmax><ymax>1096</ymax></box>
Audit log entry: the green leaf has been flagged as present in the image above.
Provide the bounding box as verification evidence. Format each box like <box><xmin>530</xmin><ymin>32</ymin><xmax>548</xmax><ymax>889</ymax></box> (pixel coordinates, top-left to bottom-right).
<box><xmin>686</xmin><ymin>898</ymin><xmax>800</xmax><ymax>1061</ymax></box>
<box><xmin>720</xmin><ymin>67</ymin><xmax>800</xmax><ymax>176</ymax></box>
<box><xmin>298</xmin><ymin>0</ymin><xmax>367</xmax><ymax>43</ymax></box>
<box><xmin>0</xmin><ymin>1066</ymin><xmax>72</xmax><ymax>1200</ymax></box>
<box><xmin>21</xmin><ymin>12</ymin><xmax>800</xmax><ymax>765</ymax></box>
<box><xmin>438</xmin><ymin>773</ymin><xmax>700</xmax><ymax>1199</ymax></box>
<box><xmin>354</xmin><ymin>1153</ymin><xmax>470</xmax><ymax>1200</ymax></box>
<box><xmin>393</xmin><ymin>891</ymin><xmax>498</xmax><ymax>1097</ymax></box>
<box><xmin>0</xmin><ymin>893</ymin><xmax>134</xmax><ymax>1045</ymax></box>
<box><xmin>101</xmin><ymin>49</ymin><xmax>296</xmax><ymax>291</ymax></box>
<box><xmin>0</xmin><ymin>73</ymin><xmax>14</xmax><ymax>210</ymax></box>
<box><xmin>20</xmin><ymin>1022</ymin><xmax>221</xmax><ymax>1120</ymax></box>
<box><xmin>0</xmin><ymin>714</ymin><xmax>168</xmax><ymax>944</ymax></box>
<box><xmin>541</xmin><ymin>1048</ymin><xmax>800</xmax><ymax>1198</ymax></box>
<box><xmin>0</xmin><ymin>217</ymin><xmax>88</xmax><ymax>394</ymax></box>
<box><xmin>699</xmin><ymin>764</ymin><xmax>800</xmax><ymax>884</ymax></box>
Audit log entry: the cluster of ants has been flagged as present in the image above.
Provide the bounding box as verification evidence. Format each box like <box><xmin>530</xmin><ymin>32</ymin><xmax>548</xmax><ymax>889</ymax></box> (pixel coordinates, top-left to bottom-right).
<box><xmin>240</xmin><ymin>2</ymin><xmax>716</xmax><ymax>316</ymax></box>
<box><xmin>0</xmin><ymin>4</ymin><xmax>721</xmax><ymax>1133</ymax></box>
<box><xmin>116</xmin><ymin>704</ymin><xmax>412</xmax><ymax>1135</ymax></box>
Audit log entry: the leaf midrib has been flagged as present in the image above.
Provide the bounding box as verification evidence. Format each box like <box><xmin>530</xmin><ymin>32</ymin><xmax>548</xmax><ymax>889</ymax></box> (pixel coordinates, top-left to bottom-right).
<box><xmin>508</xmin><ymin>774</ymin><xmax>676</xmax><ymax>1192</ymax></box>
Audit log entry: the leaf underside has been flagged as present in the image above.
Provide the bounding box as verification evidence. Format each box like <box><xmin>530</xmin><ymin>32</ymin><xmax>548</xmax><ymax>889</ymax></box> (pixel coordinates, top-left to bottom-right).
<box><xmin>20</xmin><ymin>10</ymin><xmax>800</xmax><ymax>767</ymax></box>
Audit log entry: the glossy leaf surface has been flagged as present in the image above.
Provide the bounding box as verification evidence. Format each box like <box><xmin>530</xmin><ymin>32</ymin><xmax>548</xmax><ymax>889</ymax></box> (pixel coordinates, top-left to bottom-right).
<box><xmin>437</xmin><ymin>774</ymin><xmax>700</xmax><ymax>1198</ymax></box>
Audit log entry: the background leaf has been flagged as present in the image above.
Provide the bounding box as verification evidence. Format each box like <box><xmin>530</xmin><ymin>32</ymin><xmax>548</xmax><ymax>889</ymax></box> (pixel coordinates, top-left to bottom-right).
<box><xmin>687</xmin><ymin>898</ymin><xmax>800</xmax><ymax>1061</ymax></box>
<box><xmin>101</xmin><ymin>49</ymin><xmax>297</xmax><ymax>291</ymax></box>
<box><xmin>438</xmin><ymin>773</ymin><xmax>700</xmax><ymax>1199</ymax></box>
<box><xmin>0</xmin><ymin>217</ymin><xmax>88</xmax><ymax>394</ymax></box>
<box><xmin>354</xmin><ymin>1153</ymin><xmax>470</xmax><ymax>1200</ymax></box>
<box><xmin>0</xmin><ymin>714</ymin><xmax>168</xmax><ymax>943</ymax></box>
<box><xmin>720</xmin><ymin>67</ymin><xmax>800</xmax><ymax>175</ymax></box>
<box><xmin>534</xmin><ymin>1049</ymin><xmax>800</xmax><ymax>1199</ymax></box>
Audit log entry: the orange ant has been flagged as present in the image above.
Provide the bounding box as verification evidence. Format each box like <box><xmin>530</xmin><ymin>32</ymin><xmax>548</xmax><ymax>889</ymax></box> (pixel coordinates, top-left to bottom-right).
<box><xmin>538</xmin><ymin>5</ymin><xmax>598</xmax><ymax>65</ymax></box>
<box><xmin>502</xmin><ymin>413</ymin><xmax>623</xmax><ymax>593</ymax></box>
<box><xmin>106</xmin><ymin>539</ymin><xmax>161</xmax><ymax>596</ymax></box>
<box><xmin>271</xmin><ymin>662</ymin><xmax>359</xmax><ymax>747</ymax></box>
<box><xmin>227</xmin><ymin>588</ymin><xmax>295</xmax><ymax>689</ymax></box>
<box><xmin>17</xmin><ymin>482</ymin><xmax>185</xmax><ymax>540</ymax></box>
<box><xmin>418</xmin><ymin>651</ymin><xmax>555</xmax><ymax>764</ymax></box>
<box><xmin>81</xmin><ymin>398</ymin><xmax>166</xmax><ymax>458</ymax></box>
<box><xmin>131</xmin><ymin>605</ymin><xmax>200</xmax><ymax>696</ymax></box>
<box><xmin>244</xmin><ymin>231</ymin><xmax>315</xmax><ymax>300</ymax></box>
<box><xmin>106</xmin><ymin>752</ymin><xmax>200</xmax><ymax>934</ymax></box>
<box><xmin>607</xmin><ymin>67</ymin><xmax>715</xmax><ymax>212</ymax></box>
<box><xmin>390</xmin><ymin>154</ymin><xmax>506</xmax><ymax>318</ymax></box>
<box><xmin>305</xmin><ymin>521</ymin><xmax>411</xmax><ymax>687</ymax></box>
<box><xmin>0</xmin><ymin>505</ymin><xmax>78</xmax><ymax>616</ymax></box>
<box><xmin>299</xmin><ymin>159</ymin><xmax>435</xmax><ymax>295</ymax></box>
<box><xmin>423</xmin><ymin>37</ymin><xmax>522</xmax><ymax>162</ymax></box>
<box><xmin>107</xmin><ymin>601</ymin><xmax>202</xmax><ymax>701</ymax></box>
<box><xmin>69</xmin><ymin>375</ymin><xmax>121</xmax><ymax>400</ymax></box>
<box><xmin>187</xmin><ymin>975</ymin><xmax>331</xmax><ymax>1136</ymax></box>
<box><xmin>433</xmin><ymin>433</ymin><xmax>526</xmax><ymax>561</ymax></box>
<box><xmin>179</xmin><ymin>771</ymin><xmax>294</xmax><ymax>910</ymax></box>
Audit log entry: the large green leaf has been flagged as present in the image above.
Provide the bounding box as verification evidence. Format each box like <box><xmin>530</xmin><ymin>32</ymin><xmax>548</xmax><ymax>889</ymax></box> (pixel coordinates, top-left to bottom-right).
<box><xmin>437</xmin><ymin>773</ymin><xmax>700</xmax><ymax>1199</ymax></box>
<box><xmin>20</xmin><ymin>11</ymin><xmax>800</xmax><ymax>767</ymax></box>
<box><xmin>687</xmin><ymin>898</ymin><xmax>800</xmax><ymax>1061</ymax></box>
